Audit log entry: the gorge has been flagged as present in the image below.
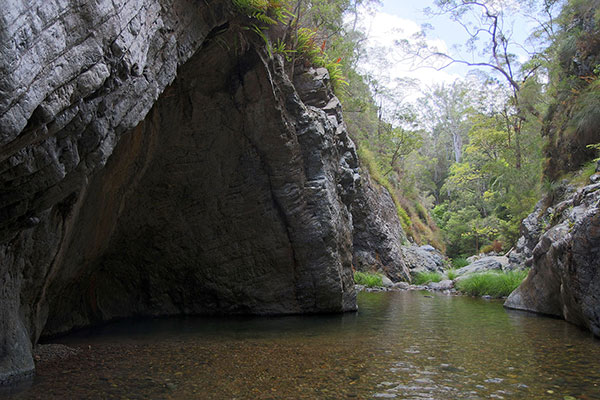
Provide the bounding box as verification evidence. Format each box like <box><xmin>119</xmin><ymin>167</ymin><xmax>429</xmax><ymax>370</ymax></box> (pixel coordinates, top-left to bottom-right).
<box><xmin>1</xmin><ymin>0</ymin><xmax>600</xmax><ymax>396</ymax></box>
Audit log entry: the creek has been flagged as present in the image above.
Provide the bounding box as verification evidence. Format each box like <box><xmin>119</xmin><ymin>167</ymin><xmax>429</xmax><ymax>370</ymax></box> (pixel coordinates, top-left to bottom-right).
<box><xmin>4</xmin><ymin>291</ymin><xmax>600</xmax><ymax>399</ymax></box>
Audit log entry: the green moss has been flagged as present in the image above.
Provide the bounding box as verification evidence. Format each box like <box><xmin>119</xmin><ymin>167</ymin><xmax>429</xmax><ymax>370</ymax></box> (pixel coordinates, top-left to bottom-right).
<box><xmin>455</xmin><ymin>270</ymin><xmax>528</xmax><ymax>298</ymax></box>
<box><xmin>413</xmin><ymin>271</ymin><xmax>443</xmax><ymax>285</ymax></box>
<box><xmin>354</xmin><ymin>271</ymin><xmax>384</xmax><ymax>287</ymax></box>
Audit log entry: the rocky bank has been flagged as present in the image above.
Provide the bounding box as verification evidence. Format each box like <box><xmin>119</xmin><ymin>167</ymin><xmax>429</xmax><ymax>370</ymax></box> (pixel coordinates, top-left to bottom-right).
<box><xmin>0</xmin><ymin>0</ymin><xmax>409</xmax><ymax>383</ymax></box>
<box><xmin>505</xmin><ymin>181</ymin><xmax>600</xmax><ymax>336</ymax></box>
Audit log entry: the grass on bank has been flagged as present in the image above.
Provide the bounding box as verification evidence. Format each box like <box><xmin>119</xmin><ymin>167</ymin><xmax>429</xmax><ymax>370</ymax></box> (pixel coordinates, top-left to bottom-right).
<box><xmin>451</xmin><ymin>257</ymin><xmax>469</xmax><ymax>269</ymax></box>
<box><xmin>445</xmin><ymin>269</ymin><xmax>458</xmax><ymax>280</ymax></box>
<box><xmin>413</xmin><ymin>271</ymin><xmax>442</xmax><ymax>285</ymax></box>
<box><xmin>455</xmin><ymin>270</ymin><xmax>528</xmax><ymax>298</ymax></box>
<box><xmin>354</xmin><ymin>271</ymin><xmax>383</xmax><ymax>288</ymax></box>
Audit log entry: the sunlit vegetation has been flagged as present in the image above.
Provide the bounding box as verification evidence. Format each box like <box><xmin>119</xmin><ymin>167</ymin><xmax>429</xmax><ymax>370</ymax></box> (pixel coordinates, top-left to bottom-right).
<box><xmin>413</xmin><ymin>272</ymin><xmax>443</xmax><ymax>286</ymax></box>
<box><xmin>354</xmin><ymin>271</ymin><xmax>384</xmax><ymax>287</ymax></box>
<box><xmin>456</xmin><ymin>270</ymin><xmax>529</xmax><ymax>298</ymax></box>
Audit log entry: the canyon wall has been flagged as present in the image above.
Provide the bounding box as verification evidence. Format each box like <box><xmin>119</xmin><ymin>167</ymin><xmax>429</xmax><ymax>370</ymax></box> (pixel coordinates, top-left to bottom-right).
<box><xmin>0</xmin><ymin>0</ymin><xmax>408</xmax><ymax>383</ymax></box>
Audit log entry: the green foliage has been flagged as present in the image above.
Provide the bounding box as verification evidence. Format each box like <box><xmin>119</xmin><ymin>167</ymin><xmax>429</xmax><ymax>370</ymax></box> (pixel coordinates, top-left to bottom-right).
<box><xmin>415</xmin><ymin>202</ymin><xmax>428</xmax><ymax>221</ymax></box>
<box><xmin>565</xmin><ymin>159</ymin><xmax>598</xmax><ymax>187</ymax></box>
<box><xmin>354</xmin><ymin>271</ymin><xmax>384</xmax><ymax>287</ymax></box>
<box><xmin>232</xmin><ymin>0</ymin><xmax>291</xmax><ymax>25</ymax></box>
<box><xmin>456</xmin><ymin>270</ymin><xmax>529</xmax><ymax>298</ymax></box>
<box><xmin>480</xmin><ymin>244</ymin><xmax>494</xmax><ymax>254</ymax></box>
<box><xmin>413</xmin><ymin>271</ymin><xmax>443</xmax><ymax>285</ymax></box>
<box><xmin>396</xmin><ymin>204</ymin><xmax>412</xmax><ymax>233</ymax></box>
<box><xmin>451</xmin><ymin>257</ymin><xmax>469</xmax><ymax>269</ymax></box>
<box><xmin>292</xmin><ymin>27</ymin><xmax>348</xmax><ymax>89</ymax></box>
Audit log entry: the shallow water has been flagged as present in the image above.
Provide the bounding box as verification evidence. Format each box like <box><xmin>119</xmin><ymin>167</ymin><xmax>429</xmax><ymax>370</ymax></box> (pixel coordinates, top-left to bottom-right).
<box><xmin>4</xmin><ymin>291</ymin><xmax>600</xmax><ymax>399</ymax></box>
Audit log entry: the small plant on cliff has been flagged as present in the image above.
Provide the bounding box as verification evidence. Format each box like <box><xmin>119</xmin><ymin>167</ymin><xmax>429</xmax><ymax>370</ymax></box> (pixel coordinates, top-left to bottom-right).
<box><xmin>354</xmin><ymin>271</ymin><xmax>383</xmax><ymax>287</ymax></box>
<box><xmin>413</xmin><ymin>271</ymin><xmax>442</xmax><ymax>285</ymax></box>
<box><xmin>232</xmin><ymin>0</ymin><xmax>290</xmax><ymax>25</ymax></box>
<box><xmin>293</xmin><ymin>27</ymin><xmax>348</xmax><ymax>89</ymax></box>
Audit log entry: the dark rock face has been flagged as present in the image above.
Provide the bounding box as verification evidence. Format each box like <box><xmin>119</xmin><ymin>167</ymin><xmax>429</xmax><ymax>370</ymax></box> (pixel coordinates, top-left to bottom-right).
<box><xmin>505</xmin><ymin>183</ymin><xmax>600</xmax><ymax>336</ymax></box>
<box><xmin>0</xmin><ymin>0</ymin><xmax>233</xmax><ymax>383</ymax></box>
<box><xmin>350</xmin><ymin>173</ymin><xmax>411</xmax><ymax>282</ymax></box>
<box><xmin>0</xmin><ymin>0</ymin><xmax>404</xmax><ymax>384</ymax></box>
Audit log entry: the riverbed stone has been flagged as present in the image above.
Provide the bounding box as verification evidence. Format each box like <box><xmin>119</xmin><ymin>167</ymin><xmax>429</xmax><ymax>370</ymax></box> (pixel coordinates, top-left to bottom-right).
<box><xmin>381</xmin><ymin>276</ymin><xmax>394</xmax><ymax>288</ymax></box>
<box><xmin>428</xmin><ymin>280</ymin><xmax>454</xmax><ymax>290</ymax></box>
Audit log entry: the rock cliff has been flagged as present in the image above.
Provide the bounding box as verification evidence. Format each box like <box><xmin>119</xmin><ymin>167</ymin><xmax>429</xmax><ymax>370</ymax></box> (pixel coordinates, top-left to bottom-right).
<box><xmin>0</xmin><ymin>0</ymin><xmax>408</xmax><ymax>384</ymax></box>
<box><xmin>505</xmin><ymin>182</ymin><xmax>600</xmax><ymax>336</ymax></box>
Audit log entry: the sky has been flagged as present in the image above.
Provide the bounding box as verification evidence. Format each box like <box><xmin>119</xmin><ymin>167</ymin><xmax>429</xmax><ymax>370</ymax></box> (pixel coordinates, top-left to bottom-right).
<box><xmin>358</xmin><ymin>0</ymin><xmax>545</xmax><ymax>103</ymax></box>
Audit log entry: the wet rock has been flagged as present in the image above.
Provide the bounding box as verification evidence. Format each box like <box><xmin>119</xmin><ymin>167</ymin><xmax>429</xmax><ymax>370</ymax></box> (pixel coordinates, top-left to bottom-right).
<box><xmin>393</xmin><ymin>282</ymin><xmax>411</xmax><ymax>290</ymax></box>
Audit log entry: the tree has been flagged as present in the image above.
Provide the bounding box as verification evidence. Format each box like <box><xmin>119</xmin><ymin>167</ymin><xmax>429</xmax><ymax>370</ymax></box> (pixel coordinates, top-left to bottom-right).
<box><xmin>399</xmin><ymin>0</ymin><xmax>553</xmax><ymax>169</ymax></box>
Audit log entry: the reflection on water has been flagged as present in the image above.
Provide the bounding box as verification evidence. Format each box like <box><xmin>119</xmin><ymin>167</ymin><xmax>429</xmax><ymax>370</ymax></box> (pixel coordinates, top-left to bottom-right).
<box><xmin>6</xmin><ymin>291</ymin><xmax>600</xmax><ymax>399</ymax></box>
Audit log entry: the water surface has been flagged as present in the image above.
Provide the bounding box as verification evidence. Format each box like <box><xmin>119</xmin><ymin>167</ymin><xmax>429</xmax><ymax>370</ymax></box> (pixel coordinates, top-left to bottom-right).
<box><xmin>5</xmin><ymin>291</ymin><xmax>600</xmax><ymax>399</ymax></box>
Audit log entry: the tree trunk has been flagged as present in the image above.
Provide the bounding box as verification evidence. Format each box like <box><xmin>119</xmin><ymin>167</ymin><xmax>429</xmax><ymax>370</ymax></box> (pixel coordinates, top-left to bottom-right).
<box><xmin>452</xmin><ymin>131</ymin><xmax>462</xmax><ymax>163</ymax></box>
<box><xmin>514</xmin><ymin>120</ymin><xmax>522</xmax><ymax>170</ymax></box>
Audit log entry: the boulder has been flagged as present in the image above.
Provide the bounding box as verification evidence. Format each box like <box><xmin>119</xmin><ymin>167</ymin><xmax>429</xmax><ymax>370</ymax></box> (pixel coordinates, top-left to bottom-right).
<box><xmin>401</xmin><ymin>245</ymin><xmax>445</xmax><ymax>276</ymax></box>
<box><xmin>428</xmin><ymin>280</ymin><xmax>454</xmax><ymax>290</ymax></box>
<box><xmin>505</xmin><ymin>183</ymin><xmax>600</xmax><ymax>337</ymax></box>
<box><xmin>381</xmin><ymin>276</ymin><xmax>394</xmax><ymax>288</ymax></box>
<box><xmin>455</xmin><ymin>256</ymin><xmax>507</xmax><ymax>276</ymax></box>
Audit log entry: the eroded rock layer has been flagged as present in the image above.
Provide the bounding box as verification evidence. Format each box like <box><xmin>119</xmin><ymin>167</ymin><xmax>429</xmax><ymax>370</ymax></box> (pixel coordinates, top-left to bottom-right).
<box><xmin>0</xmin><ymin>0</ymin><xmax>397</xmax><ymax>384</ymax></box>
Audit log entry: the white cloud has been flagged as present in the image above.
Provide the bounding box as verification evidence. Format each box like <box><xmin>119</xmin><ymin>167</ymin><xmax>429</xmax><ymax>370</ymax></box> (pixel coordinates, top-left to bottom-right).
<box><xmin>356</xmin><ymin>11</ymin><xmax>462</xmax><ymax>104</ymax></box>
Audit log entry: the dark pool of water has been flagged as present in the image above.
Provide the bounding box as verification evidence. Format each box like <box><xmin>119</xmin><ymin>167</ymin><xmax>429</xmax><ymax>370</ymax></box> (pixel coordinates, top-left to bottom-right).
<box><xmin>4</xmin><ymin>291</ymin><xmax>600</xmax><ymax>399</ymax></box>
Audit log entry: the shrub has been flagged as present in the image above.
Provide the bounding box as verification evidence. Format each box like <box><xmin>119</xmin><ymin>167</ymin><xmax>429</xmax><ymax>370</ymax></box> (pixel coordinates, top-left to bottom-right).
<box><xmin>354</xmin><ymin>271</ymin><xmax>383</xmax><ymax>287</ymax></box>
<box><xmin>492</xmin><ymin>240</ymin><xmax>503</xmax><ymax>253</ymax></box>
<box><xmin>451</xmin><ymin>257</ymin><xmax>469</xmax><ymax>269</ymax></box>
<box><xmin>415</xmin><ymin>202</ymin><xmax>428</xmax><ymax>222</ymax></box>
<box><xmin>455</xmin><ymin>270</ymin><xmax>528</xmax><ymax>298</ymax></box>
<box><xmin>480</xmin><ymin>244</ymin><xmax>494</xmax><ymax>254</ymax></box>
<box><xmin>413</xmin><ymin>271</ymin><xmax>443</xmax><ymax>285</ymax></box>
